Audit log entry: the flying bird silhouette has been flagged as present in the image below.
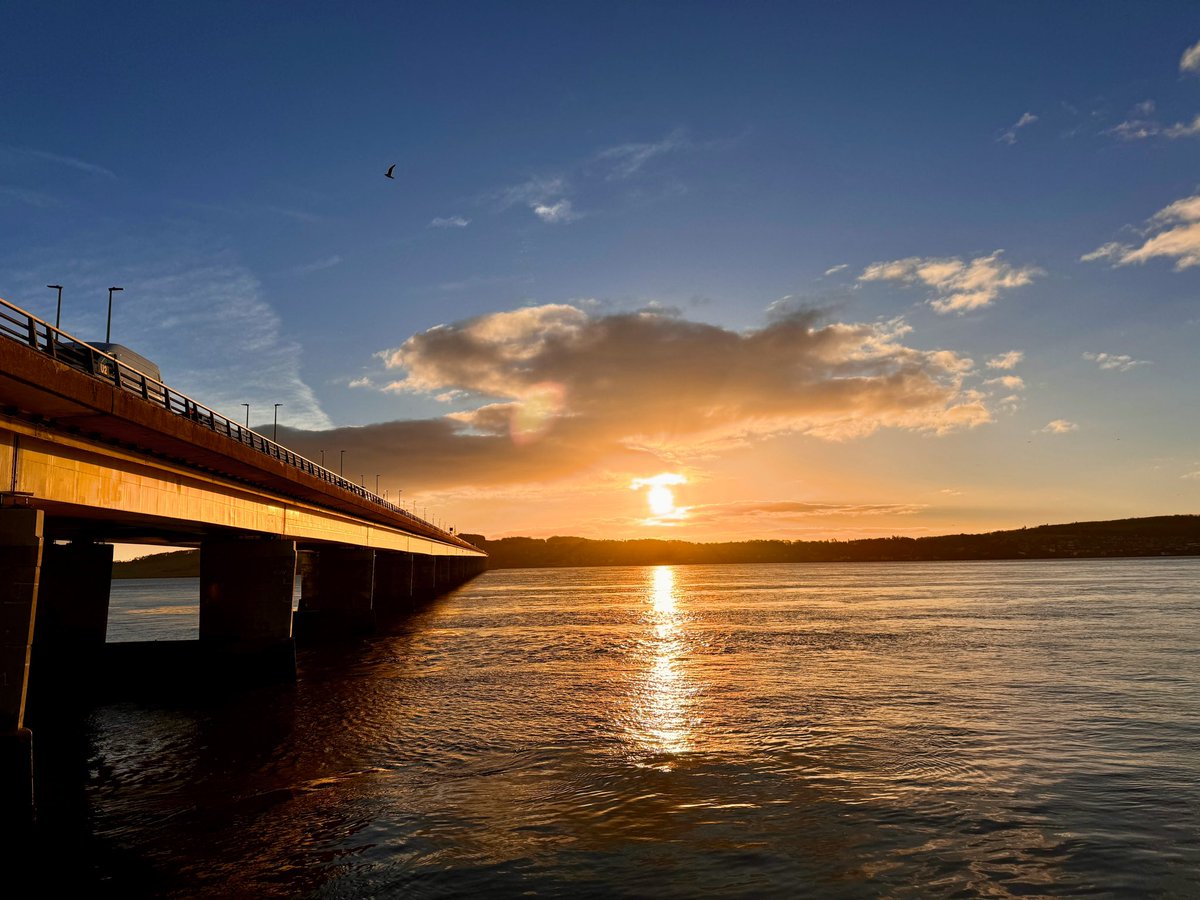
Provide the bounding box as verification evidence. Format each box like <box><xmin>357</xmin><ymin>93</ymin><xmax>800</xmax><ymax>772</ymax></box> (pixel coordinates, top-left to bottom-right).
<box><xmin>385</xmin><ymin>164</ymin><xmax>396</xmax><ymax>179</ymax></box>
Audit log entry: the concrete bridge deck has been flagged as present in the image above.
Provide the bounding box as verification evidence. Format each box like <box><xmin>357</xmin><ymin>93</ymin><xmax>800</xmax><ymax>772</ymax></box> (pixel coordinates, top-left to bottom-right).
<box><xmin>0</xmin><ymin>297</ymin><xmax>487</xmax><ymax>828</ymax></box>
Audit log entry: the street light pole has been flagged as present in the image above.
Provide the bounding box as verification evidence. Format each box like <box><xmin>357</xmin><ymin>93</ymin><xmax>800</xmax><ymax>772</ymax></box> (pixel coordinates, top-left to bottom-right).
<box><xmin>240</xmin><ymin>403</ymin><xmax>250</xmax><ymax>428</ymax></box>
<box><xmin>273</xmin><ymin>403</ymin><xmax>282</xmax><ymax>441</ymax></box>
<box><xmin>106</xmin><ymin>287</ymin><xmax>123</xmax><ymax>343</ymax></box>
<box><xmin>375</xmin><ymin>474</ymin><xmax>380</xmax><ymax>495</ymax></box>
<box><xmin>339</xmin><ymin>450</ymin><xmax>345</xmax><ymax>477</ymax></box>
<box><xmin>47</xmin><ymin>285</ymin><xmax>63</xmax><ymax>329</ymax></box>
<box><xmin>320</xmin><ymin>450</ymin><xmax>325</xmax><ymax>467</ymax></box>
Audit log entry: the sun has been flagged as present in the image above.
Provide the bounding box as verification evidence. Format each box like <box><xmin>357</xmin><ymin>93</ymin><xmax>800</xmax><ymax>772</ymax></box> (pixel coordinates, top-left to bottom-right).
<box><xmin>631</xmin><ymin>473</ymin><xmax>689</xmax><ymax>523</ymax></box>
<box><xmin>647</xmin><ymin>484</ymin><xmax>676</xmax><ymax>516</ymax></box>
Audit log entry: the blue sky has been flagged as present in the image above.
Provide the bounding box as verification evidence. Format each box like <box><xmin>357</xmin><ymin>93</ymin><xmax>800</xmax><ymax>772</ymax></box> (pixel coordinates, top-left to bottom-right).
<box><xmin>3</xmin><ymin>2</ymin><xmax>1199</xmax><ymax>540</ymax></box>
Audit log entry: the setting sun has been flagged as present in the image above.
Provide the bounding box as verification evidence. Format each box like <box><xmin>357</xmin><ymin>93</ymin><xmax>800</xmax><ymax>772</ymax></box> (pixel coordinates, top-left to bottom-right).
<box><xmin>631</xmin><ymin>473</ymin><xmax>688</xmax><ymax>523</ymax></box>
<box><xmin>647</xmin><ymin>484</ymin><xmax>675</xmax><ymax>516</ymax></box>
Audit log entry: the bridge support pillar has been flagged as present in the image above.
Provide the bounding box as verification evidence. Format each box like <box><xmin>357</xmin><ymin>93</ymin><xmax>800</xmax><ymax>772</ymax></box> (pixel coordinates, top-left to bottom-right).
<box><xmin>297</xmin><ymin>547</ymin><xmax>376</xmax><ymax>635</ymax></box>
<box><xmin>200</xmin><ymin>538</ymin><xmax>296</xmax><ymax>682</ymax></box>
<box><xmin>33</xmin><ymin>541</ymin><xmax>113</xmax><ymax>693</ymax></box>
<box><xmin>0</xmin><ymin>507</ymin><xmax>42</xmax><ymax>829</ymax></box>
<box><xmin>413</xmin><ymin>554</ymin><xmax>437</xmax><ymax>599</ymax></box>
<box><xmin>372</xmin><ymin>551</ymin><xmax>413</xmax><ymax>618</ymax></box>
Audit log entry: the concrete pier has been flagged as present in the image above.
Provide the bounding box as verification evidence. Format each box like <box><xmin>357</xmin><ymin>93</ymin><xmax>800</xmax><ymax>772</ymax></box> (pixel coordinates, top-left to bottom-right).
<box><xmin>296</xmin><ymin>546</ymin><xmax>377</xmax><ymax>635</ymax></box>
<box><xmin>199</xmin><ymin>538</ymin><xmax>297</xmax><ymax>681</ymax></box>
<box><xmin>372</xmin><ymin>550</ymin><xmax>414</xmax><ymax>617</ymax></box>
<box><xmin>413</xmin><ymin>553</ymin><xmax>438</xmax><ymax>600</ymax></box>
<box><xmin>0</xmin><ymin>507</ymin><xmax>43</xmax><ymax>828</ymax></box>
<box><xmin>34</xmin><ymin>541</ymin><xmax>113</xmax><ymax>679</ymax></box>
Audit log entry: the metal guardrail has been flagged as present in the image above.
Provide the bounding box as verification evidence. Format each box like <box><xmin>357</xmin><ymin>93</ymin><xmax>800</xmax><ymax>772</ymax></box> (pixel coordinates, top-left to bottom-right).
<box><xmin>0</xmin><ymin>296</ymin><xmax>468</xmax><ymax>546</ymax></box>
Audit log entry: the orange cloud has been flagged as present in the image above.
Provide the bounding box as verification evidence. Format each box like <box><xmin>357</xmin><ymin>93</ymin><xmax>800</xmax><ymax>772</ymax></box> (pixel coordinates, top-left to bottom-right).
<box><xmin>281</xmin><ymin>304</ymin><xmax>992</xmax><ymax>494</ymax></box>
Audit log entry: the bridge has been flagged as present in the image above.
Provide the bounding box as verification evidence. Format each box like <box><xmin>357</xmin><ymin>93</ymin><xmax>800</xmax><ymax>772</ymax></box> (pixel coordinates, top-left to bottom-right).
<box><xmin>0</xmin><ymin>296</ymin><xmax>487</xmax><ymax>827</ymax></box>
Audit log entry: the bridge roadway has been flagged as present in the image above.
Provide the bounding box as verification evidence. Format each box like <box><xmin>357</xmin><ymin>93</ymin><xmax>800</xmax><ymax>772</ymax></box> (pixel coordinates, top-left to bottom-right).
<box><xmin>0</xmin><ymin>297</ymin><xmax>487</xmax><ymax>828</ymax></box>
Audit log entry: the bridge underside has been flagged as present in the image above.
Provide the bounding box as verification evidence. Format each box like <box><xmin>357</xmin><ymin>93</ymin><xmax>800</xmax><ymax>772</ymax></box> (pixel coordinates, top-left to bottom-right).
<box><xmin>0</xmin><ymin>416</ymin><xmax>486</xmax><ymax>831</ymax></box>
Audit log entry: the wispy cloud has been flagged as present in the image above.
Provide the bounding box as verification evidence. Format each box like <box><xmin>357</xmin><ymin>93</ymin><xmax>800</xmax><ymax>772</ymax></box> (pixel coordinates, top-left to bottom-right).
<box><xmin>492</xmin><ymin>174</ymin><xmax>568</xmax><ymax>211</ymax></box>
<box><xmin>987</xmin><ymin>350</ymin><xmax>1024</xmax><ymax>369</ymax></box>
<box><xmin>0</xmin><ymin>185</ymin><xmax>63</xmax><ymax>208</ymax></box>
<box><xmin>4</xmin><ymin>146</ymin><xmax>117</xmax><ymax>179</ymax></box>
<box><xmin>15</xmin><ymin>252</ymin><xmax>335</xmax><ymax>431</ymax></box>
<box><xmin>532</xmin><ymin>199</ymin><xmax>577</xmax><ymax>223</ymax></box>
<box><xmin>1082</xmin><ymin>193</ymin><xmax>1200</xmax><ymax>270</ymax></box>
<box><xmin>859</xmin><ymin>250</ymin><xmax>1042</xmax><ymax>314</ymax></box>
<box><xmin>289</xmin><ymin>255</ymin><xmax>343</xmax><ymax>275</ymax></box>
<box><xmin>998</xmin><ymin>111</ymin><xmax>1038</xmax><ymax>145</ymax></box>
<box><xmin>682</xmin><ymin>499</ymin><xmax>926</xmax><ymax>525</ymax></box>
<box><xmin>262</xmin><ymin>205</ymin><xmax>323</xmax><ymax>224</ymax></box>
<box><xmin>430</xmin><ymin>215</ymin><xmax>470</xmax><ymax>228</ymax></box>
<box><xmin>1181</xmin><ymin>38</ymin><xmax>1200</xmax><ymax>73</ymax></box>
<box><xmin>1040</xmin><ymin>419</ymin><xmax>1078</xmax><ymax>434</ymax></box>
<box><xmin>1082</xmin><ymin>351</ymin><xmax>1149</xmax><ymax>372</ymax></box>
<box><xmin>593</xmin><ymin>129</ymin><xmax>689</xmax><ymax>180</ymax></box>
<box><xmin>1108</xmin><ymin>98</ymin><xmax>1200</xmax><ymax>141</ymax></box>
<box><xmin>824</xmin><ymin>263</ymin><xmax>849</xmax><ymax>276</ymax></box>
<box><xmin>984</xmin><ymin>375</ymin><xmax>1025</xmax><ymax>390</ymax></box>
<box><xmin>490</xmin><ymin>129</ymin><xmax>710</xmax><ymax>225</ymax></box>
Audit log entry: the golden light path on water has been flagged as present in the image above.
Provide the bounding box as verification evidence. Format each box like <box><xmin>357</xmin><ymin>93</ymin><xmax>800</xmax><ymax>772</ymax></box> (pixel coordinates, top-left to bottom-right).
<box><xmin>626</xmin><ymin>566</ymin><xmax>696</xmax><ymax>763</ymax></box>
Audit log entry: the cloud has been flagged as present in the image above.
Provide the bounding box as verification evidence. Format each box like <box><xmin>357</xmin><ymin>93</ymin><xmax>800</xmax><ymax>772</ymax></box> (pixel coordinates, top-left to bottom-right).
<box><xmin>859</xmin><ymin>250</ymin><xmax>1042</xmax><ymax>314</ymax></box>
<box><xmin>261</xmin><ymin>205</ymin><xmax>323</xmax><ymax>224</ymax></box>
<box><xmin>0</xmin><ymin>185</ymin><xmax>63</xmax><ymax>208</ymax></box>
<box><xmin>491</xmin><ymin>175</ymin><xmax>578</xmax><ymax>224</ymax></box>
<box><xmin>16</xmin><ymin>252</ymin><xmax>336</xmax><ymax>432</ymax></box>
<box><xmin>492</xmin><ymin>174</ymin><xmax>567</xmax><ymax>211</ymax></box>
<box><xmin>289</xmin><ymin>255</ymin><xmax>343</xmax><ymax>275</ymax></box>
<box><xmin>684</xmin><ymin>500</ymin><xmax>926</xmax><ymax>524</ymax></box>
<box><xmin>1040</xmin><ymin>419</ymin><xmax>1078</xmax><ymax>434</ymax></box>
<box><xmin>430</xmin><ymin>216</ymin><xmax>470</xmax><ymax>228</ymax></box>
<box><xmin>1181</xmin><ymin>38</ymin><xmax>1200</xmax><ymax>73</ymax></box>
<box><xmin>1164</xmin><ymin>115</ymin><xmax>1200</xmax><ymax>138</ymax></box>
<box><xmin>1108</xmin><ymin>102</ymin><xmax>1200</xmax><ymax>141</ymax></box>
<box><xmin>277</xmin><ymin>304</ymin><xmax>992</xmax><ymax>493</ymax></box>
<box><xmin>1082</xmin><ymin>351</ymin><xmax>1149</xmax><ymax>372</ymax></box>
<box><xmin>4</xmin><ymin>146</ymin><xmax>117</xmax><ymax>179</ymax></box>
<box><xmin>348</xmin><ymin>377</ymin><xmax>373</xmax><ymax>389</ymax></box>
<box><xmin>987</xmin><ymin>350</ymin><xmax>1024</xmax><ymax>369</ymax></box>
<box><xmin>1082</xmin><ymin>193</ymin><xmax>1200</xmax><ymax>270</ymax></box>
<box><xmin>532</xmin><ymin>199</ymin><xmax>577</xmax><ymax>223</ymax></box>
<box><xmin>824</xmin><ymin>263</ymin><xmax>849</xmax><ymax>276</ymax></box>
<box><xmin>998</xmin><ymin>112</ymin><xmax>1038</xmax><ymax>145</ymax></box>
<box><xmin>984</xmin><ymin>375</ymin><xmax>1025</xmax><ymax>390</ymax></box>
<box><xmin>594</xmin><ymin>129</ymin><xmax>689</xmax><ymax>180</ymax></box>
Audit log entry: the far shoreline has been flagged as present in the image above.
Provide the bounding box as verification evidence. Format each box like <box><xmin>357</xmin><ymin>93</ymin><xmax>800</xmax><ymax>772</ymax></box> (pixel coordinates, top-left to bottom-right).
<box><xmin>112</xmin><ymin>514</ymin><xmax>1200</xmax><ymax>578</ymax></box>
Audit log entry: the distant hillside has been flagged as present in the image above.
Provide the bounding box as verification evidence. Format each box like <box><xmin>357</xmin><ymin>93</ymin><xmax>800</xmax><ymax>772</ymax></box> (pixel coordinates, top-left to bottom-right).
<box><xmin>459</xmin><ymin>515</ymin><xmax>1200</xmax><ymax>569</ymax></box>
<box><xmin>111</xmin><ymin>515</ymin><xmax>1200</xmax><ymax>577</ymax></box>
<box><xmin>113</xmin><ymin>549</ymin><xmax>200</xmax><ymax>579</ymax></box>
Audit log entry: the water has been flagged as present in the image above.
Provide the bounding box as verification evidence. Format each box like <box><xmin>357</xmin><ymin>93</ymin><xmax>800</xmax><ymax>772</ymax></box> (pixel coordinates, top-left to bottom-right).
<box><xmin>37</xmin><ymin>560</ymin><xmax>1200</xmax><ymax>895</ymax></box>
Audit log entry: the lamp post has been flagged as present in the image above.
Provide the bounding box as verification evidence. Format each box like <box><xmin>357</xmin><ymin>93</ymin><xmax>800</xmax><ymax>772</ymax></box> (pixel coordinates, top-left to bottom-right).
<box><xmin>106</xmin><ymin>287</ymin><xmax>123</xmax><ymax>343</ymax></box>
<box><xmin>47</xmin><ymin>285</ymin><xmax>63</xmax><ymax>329</ymax></box>
<box><xmin>339</xmin><ymin>450</ymin><xmax>345</xmax><ymax>477</ymax></box>
<box><xmin>240</xmin><ymin>403</ymin><xmax>250</xmax><ymax>428</ymax></box>
<box><xmin>320</xmin><ymin>450</ymin><xmax>325</xmax><ymax>467</ymax></box>
<box><xmin>375</xmin><ymin>474</ymin><xmax>380</xmax><ymax>495</ymax></box>
<box><xmin>272</xmin><ymin>403</ymin><xmax>282</xmax><ymax>441</ymax></box>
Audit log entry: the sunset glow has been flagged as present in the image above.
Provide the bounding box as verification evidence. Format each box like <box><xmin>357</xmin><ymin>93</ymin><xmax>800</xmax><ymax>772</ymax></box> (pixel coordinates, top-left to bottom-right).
<box><xmin>6</xmin><ymin>4</ymin><xmax>1199</xmax><ymax>547</ymax></box>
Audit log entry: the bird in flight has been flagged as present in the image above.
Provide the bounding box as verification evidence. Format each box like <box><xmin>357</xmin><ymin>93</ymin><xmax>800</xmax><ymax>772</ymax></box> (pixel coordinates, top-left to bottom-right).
<box><xmin>385</xmin><ymin>164</ymin><xmax>396</xmax><ymax>179</ymax></box>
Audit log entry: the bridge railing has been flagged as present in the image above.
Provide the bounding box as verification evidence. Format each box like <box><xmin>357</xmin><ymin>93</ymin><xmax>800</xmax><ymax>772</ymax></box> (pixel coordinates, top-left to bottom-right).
<box><xmin>0</xmin><ymin>297</ymin><xmax>471</xmax><ymax>547</ymax></box>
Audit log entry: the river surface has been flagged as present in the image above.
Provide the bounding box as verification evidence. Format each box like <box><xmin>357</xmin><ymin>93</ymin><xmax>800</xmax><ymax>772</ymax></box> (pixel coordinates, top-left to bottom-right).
<box><xmin>33</xmin><ymin>560</ymin><xmax>1200</xmax><ymax>896</ymax></box>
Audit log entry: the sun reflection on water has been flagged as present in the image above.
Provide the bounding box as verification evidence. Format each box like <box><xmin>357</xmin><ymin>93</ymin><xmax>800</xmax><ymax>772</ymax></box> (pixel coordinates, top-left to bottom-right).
<box><xmin>626</xmin><ymin>566</ymin><xmax>696</xmax><ymax>765</ymax></box>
